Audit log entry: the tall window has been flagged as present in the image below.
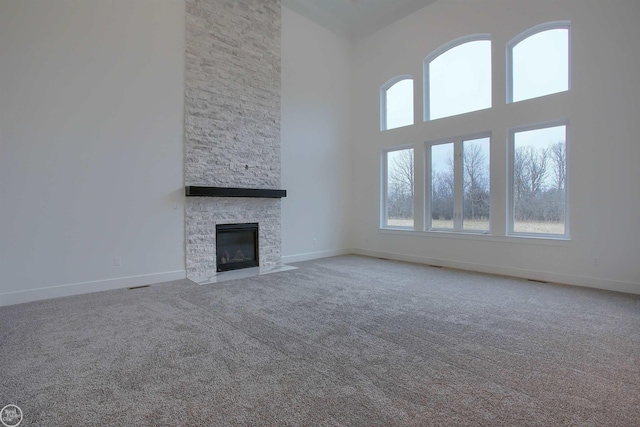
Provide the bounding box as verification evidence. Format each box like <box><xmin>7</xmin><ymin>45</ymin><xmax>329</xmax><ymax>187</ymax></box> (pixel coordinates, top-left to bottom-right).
<box><xmin>383</xmin><ymin>147</ymin><xmax>414</xmax><ymax>228</ymax></box>
<box><xmin>508</xmin><ymin>22</ymin><xmax>570</xmax><ymax>103</ymax></box>
<box><xmin>381</xmin><ymin>77</ymin><xmax>414</xmax><ymax>130</ymax></box>
<box><xmin>510</xmin><ymin>123</ymin><xmax>567</xmax><ymax>236</ymax></box>
<box><xmin>424</xmin><ymin>35</ymin><xmax>492</xmax><ymax>121</ymax></box>
<box><xmin>429</xmin><ymin>134</ymin><xmax>490</xmax><ymax>232</ymax></box>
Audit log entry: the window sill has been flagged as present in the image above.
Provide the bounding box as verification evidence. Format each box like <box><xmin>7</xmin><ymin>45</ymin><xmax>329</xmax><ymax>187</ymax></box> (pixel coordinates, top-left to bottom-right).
<box><xmin>378</xmin><ymin>227</ymin><xmax>570</xmax><ymax>247</ymax></box>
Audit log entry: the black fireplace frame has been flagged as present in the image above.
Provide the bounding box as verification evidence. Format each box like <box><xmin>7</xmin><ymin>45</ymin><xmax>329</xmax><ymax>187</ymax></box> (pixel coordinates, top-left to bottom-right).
<box><xmin>216</xmin><ymin>223</ymin><xmax>259</xmax><ymax>272</ymax></box>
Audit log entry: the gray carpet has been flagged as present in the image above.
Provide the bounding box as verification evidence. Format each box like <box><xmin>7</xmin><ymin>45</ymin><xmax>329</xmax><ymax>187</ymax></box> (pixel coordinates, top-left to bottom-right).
<box><xmin>1</xmin><ymin>255</ymin><xmax>639</xmax><ymax>426</ymax></box>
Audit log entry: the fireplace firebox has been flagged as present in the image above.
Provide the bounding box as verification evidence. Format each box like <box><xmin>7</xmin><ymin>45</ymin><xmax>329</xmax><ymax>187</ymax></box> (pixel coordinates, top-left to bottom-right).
<box><xmin>216</xmin><ymin>223</ymin><xmax>259</xmax><ymax>272</ymax></box>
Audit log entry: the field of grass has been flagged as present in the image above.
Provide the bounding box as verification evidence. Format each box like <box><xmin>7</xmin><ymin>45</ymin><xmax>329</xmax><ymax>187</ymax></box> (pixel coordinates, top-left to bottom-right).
<box><xmin>513</xmin><ymin>221</ymin><xmax>565</xmax><ymax>235</ymax></box>
<box><xmin>387</xmin><ymin>218</ymin><xmax>564</xmax><ymax>235</ymax></box>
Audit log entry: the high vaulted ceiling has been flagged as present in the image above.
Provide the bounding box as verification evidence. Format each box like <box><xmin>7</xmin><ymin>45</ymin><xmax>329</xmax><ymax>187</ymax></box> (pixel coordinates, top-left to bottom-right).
<box><xmin>283</xmin><ymin>0</ymin><xmax>439</xmax><ymax>40</ymax></box>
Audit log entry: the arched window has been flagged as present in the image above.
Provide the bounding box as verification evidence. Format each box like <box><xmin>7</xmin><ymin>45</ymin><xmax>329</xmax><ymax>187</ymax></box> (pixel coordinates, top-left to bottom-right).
<box><xmin>380</xmin><ymin>76</ymin><xmax>413</xmax><ymax>131</ymax></box>
<box><xmin>507</xmin><ymin>22</ymin><xmax>570</xmax><ymax>103</ymax></box>
<box><xmin>424</xmin><ymin>35</ymin><xmax>492</xmax><ymax>121</ymax></box>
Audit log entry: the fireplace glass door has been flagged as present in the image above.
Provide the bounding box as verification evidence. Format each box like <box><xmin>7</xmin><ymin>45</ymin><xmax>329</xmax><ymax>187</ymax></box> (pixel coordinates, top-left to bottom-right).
<box><xmin>216</xmin><ymin>223</ymin><xmax>259</xmax><ymax>272</ymax></box>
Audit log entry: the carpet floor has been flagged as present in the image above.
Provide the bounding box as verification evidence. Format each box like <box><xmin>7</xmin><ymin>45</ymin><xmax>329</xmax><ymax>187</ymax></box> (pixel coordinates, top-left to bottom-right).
<box><xmin>1</xmin><ymin>255</ymin><xmax>639</xmax><ymax>426</ymax></box>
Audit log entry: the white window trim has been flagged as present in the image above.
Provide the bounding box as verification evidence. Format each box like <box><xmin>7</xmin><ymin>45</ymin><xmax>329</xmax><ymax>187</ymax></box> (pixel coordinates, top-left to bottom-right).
<box><xmin>506</xmin><ymin>20</ymin><xmax>571</xmax><ymax>104</ymax></box>
<box><xmin>381</xmin><ymin>145</ymin><xmax>416</xmax><ymax>230</ymax></box>
<box><xmin>379</xmin><ymin>227</ymin><xmax>570</xmax><ymax>247</ymax></box>
<box><xmin>426</xmin><ymin>131</ymin><xmax>492</xmax><ymax>234</ymax></box>
<box><xmin>423</xmin><ymin>33</ymin><xmax>492</xmax><ymax>122</ymax></box>
<box><xmin>380</xmin><ymin>75</ymin><xmax>413</xmax><ymax>131</ymax></box>
<box><xmin>507</xmin><ymin>119</ymin><xmax>570</xmax><ymax>239</ymax></box>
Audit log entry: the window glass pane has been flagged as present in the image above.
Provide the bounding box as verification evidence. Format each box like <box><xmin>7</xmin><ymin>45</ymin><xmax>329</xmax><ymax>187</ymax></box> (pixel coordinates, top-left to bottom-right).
<box><xmin>430</xmin><ymin>143</ymin><xmax>454</xmax><ymax>229</ymax></box>
<box><xmin>386</xmin><ymin>148</ymin><xmax>414</xmax><ymax>228</ymax></box>
<box><xmin>429</xmin><ymin>40</ymin><xmax>491</xmax><ymax>120</ymax></box>
<box><xmin>385</xmin><ymin>79</ymin><xmax>413</xmax><ymax>130</ymax></box>
<box><xmin>513</xmin><ymin>125</ymin><xmax>566</xmax><ymax>235</ymax></box>
<box><xmin>512</xmin><ymin>28</ymin><xmax>569</xmax><ymax>102</ymax></box>
<box><xmin>463</xmin><ymin>137</ymin><xmax>490</xmax><ymax>231</ymax></box>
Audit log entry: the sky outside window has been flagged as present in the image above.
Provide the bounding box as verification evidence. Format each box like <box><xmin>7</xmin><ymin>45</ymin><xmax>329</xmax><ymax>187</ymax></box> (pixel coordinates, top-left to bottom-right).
<box><xmin>385</xmin><ymin>79</ymin><xmax>413</xmax><ymax>130</ymax></box>
<box><xmin>512</xmin><ymin>28</ymin><xmax>569</xmax><ymax>102</ymax></box>
<box><xmin>429</xmin><ymin>40</ymin><xmax>492</xmax><ymax>120</ymax></box>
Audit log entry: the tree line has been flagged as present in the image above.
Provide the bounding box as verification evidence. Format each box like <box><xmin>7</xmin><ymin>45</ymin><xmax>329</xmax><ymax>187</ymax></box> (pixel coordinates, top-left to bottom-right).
<box><xmin>387</xmin><ymin>142</ymin><xmax>565</xmax><ymax>223</ymax></box>
<box><xmin>431</xmin><ymin>143</ymin><xmax>490</xmax><ymax>222</ymax></box>
<box><xmin>513</xmin><ymin>141</ymin><xmax>565</xmax><ymax>222</ymax></box>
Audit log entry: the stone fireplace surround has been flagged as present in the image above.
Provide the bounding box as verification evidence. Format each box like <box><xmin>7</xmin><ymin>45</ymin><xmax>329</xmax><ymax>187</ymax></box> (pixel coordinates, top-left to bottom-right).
<box><xmin>186</xmin><ymin>196</ymin><xmax>283</xmax><ymax>284</ymax></box>
<box><xmin>184</xmin><ymin>0</ymin><xmax>284</xmax><ymax>284</ymax></box>
<box><xmin>184</xmin><ymin>186</ymin><xmax>287</xmax><ymax>283</ymax></box>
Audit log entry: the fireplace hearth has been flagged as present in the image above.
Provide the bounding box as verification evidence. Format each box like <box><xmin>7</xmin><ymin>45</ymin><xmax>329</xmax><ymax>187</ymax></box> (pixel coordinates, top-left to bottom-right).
<box><xmin>216</xmin><ymin>223</ymin><xmax>259</xmax><ymax>272</ymax></box>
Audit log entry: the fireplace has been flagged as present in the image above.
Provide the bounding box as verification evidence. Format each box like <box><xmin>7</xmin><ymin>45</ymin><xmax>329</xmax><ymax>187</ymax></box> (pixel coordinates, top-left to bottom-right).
<box><xmin>216</xmin><ymin>223</ymin><xmax>259</xmax><ymax>272</ymax></box>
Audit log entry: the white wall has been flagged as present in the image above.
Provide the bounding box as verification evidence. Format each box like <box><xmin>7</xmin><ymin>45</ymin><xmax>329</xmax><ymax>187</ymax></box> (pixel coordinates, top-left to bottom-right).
<box><xmin>281</xmin><ymin>7</ymin><xmax>352</xmax><ymax>262</ymax></box>
<box><xmin>0</xmin><ymin>0</ymin><xmax>186</xmax><ymax>305</ymax></box>
<box><xmin>350</xmin><ymin>0</ymin><xmax>640</xmax><ymax>294</ymax></box>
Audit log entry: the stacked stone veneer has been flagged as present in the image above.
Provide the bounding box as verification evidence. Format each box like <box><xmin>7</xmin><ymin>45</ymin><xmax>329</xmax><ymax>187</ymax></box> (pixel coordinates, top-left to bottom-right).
<box><xmin>184</xmin><ymin>0</ymin><xmax>282</xmax><ymax>281</ymax></box>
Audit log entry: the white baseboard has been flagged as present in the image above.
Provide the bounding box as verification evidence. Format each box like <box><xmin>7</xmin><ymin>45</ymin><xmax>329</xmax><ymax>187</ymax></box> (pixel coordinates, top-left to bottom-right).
<box><xmin>0</xmin><ymin>270</ymin><xmax>186</xmax><ymax>307</ymax></box>
<box><xmin>4</xmin><ymin>250</ymin><xmax>637</xmax><ymax>306</ymax></box>
<box><xmin>353</xmin><ymin>248</ymin><xmax>640</xmax><ymax>296</ymax></box>
<box><xmin>282</xmin><ymin>248</ymin><xmax>352</xmax><ymax>264</ymax></box>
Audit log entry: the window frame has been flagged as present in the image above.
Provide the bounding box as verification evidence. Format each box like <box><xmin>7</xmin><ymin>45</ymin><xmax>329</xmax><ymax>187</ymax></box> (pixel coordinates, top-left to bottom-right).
<box><xmin>426</xmin><ymin>131</ymin><xmax>492</xmax><ymax>234</ymax></box>
<box><xmin>380</xmin><ymin>75</ymin><xmax>414</xmax><ymax>131</ymax></box>
<box><xmin>381</xmin><ymin>145</ymin><xmax>416</xmax><ymax>230</ymax></box>
<box><xmin>506</xmin><ymin>21</ymin><xmax>571</xmax><ymax>104</ymax></box>
<box><xmin>423</xmin><ymin>33</ymin><xmax>492</xmax><ymax>122</ymax></box>
<box><xmin>507</xmin><ymin>119</ymin><xmax>570</xmax><ymax>239</ymax></box>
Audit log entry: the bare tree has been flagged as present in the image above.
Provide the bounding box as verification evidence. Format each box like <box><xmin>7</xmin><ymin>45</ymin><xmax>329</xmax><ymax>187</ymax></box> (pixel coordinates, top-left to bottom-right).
<box><xmin>515</xmin><ymin>146</ymin><xmax>549</xmax><ymax>196</ymax></box>
<box><xmin>550</xmin><ymin>141</ymin><xmax>566</xmax><ymax>190</ymax></box>
<box><xmin>513</xmin><ymin>143</ymin><xmax>565</xmax><ymax>223</ymax></box>
<box><xmin>390</xmin><ymin>149</ymin><xmax>414</xmax><ymax>200</ymax></box>
<box><xmin>388</xmin><ymin>149</ymin><xmax>414</xmax><ymax>219</ymax></box>
<box><xmin>463</xmin><ymin>143</ymin><xmax>489</xmax><ymax>220</ymax></box>
<box><xmin>514</xmin><ymin>147</ymin><xmax>529</xmax><ymax>201</ymax></box>
<box><xmin>526</xmin><ymin>146</ymin><xmax>549</xmax><ymax>194</ymax></box>
<box><xmin>431</xmin><ymin>158</ymin><xmax>454</xmax><ymax>220</ymax></box>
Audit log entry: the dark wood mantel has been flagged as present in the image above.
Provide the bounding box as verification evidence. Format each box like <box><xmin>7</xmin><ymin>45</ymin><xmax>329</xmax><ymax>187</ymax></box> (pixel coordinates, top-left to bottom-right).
<box><xmin>185</xmin><ymin>186</ymin><xmax>286</xmax><ymax>198</ymax></box>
